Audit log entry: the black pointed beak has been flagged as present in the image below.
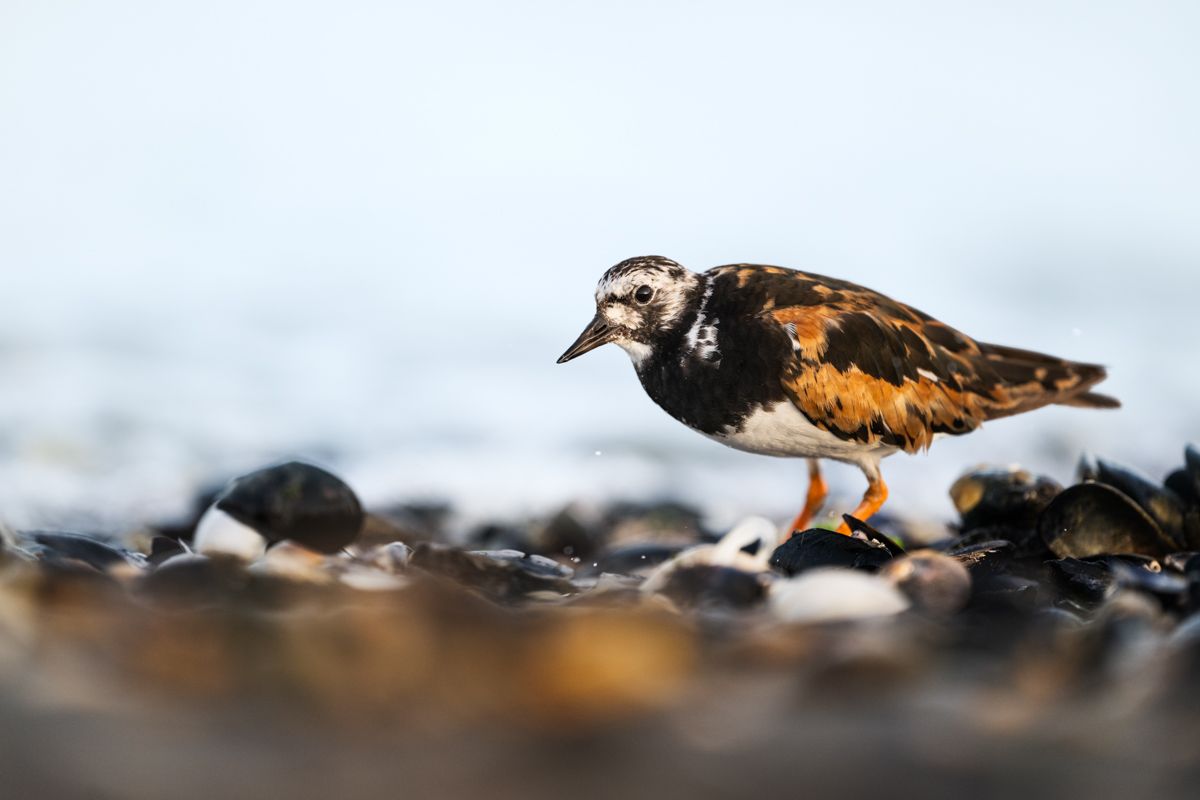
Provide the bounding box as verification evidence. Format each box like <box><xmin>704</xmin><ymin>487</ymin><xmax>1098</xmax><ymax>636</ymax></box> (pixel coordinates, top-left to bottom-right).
<box><xmin>556</xmin><ymin>314</ymin><xmax>613</xmax><ymax>363</ymax></box>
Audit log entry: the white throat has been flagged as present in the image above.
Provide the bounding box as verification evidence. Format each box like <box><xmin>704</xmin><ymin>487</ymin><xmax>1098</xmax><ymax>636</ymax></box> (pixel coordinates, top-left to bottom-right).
<box><xmin>616</xmin><ymin>338</ymin><xmax>653</xmax><ymax>366</ymax></box>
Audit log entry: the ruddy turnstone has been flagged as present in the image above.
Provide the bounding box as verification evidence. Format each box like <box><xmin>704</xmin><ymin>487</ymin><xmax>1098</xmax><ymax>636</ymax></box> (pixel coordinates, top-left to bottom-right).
<box><xmin>557</xmin><ymin>256</ymin><xmax>1119</xmax><ymax>535</ymax></box>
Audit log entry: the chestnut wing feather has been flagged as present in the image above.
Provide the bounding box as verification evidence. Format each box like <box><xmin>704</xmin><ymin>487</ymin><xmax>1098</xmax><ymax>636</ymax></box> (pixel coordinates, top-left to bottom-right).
<box><xmin>739</xmin><ymin>269</ymin><xmax>1114</xmax><ymax>453</ymax></box>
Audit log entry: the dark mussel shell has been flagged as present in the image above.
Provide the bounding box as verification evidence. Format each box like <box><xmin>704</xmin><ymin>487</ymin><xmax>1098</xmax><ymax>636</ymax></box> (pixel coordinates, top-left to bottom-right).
<box><xmin>1038</xmin><ymin>483</ymin><xmax>1177</xmax><ymax>560</ymax></box>
<box><xmin>1186</xmin><ymin>444</ymin><xmax>1200</xmax><ymax>496</ymax></box>
<box><xmin>769</xmin><ymin>529</ymin><xmax>893</xmax><ymax>576</ymax></box>
<box><xmin>950</xmin><ymin>466</ymin><xmax>1061</xmax><ymax>532</ymax></box>
<box><xmin>841</xmin><ymin>515</ymin><xmax>906</xmax><ymax>556</ymax></box>
<box><xmin>880</xmin><ymin>551</ymin><xmax>971</xmax><ymax>615</ymax></box>
<box><xmin>1164</xmin><ymin>469</ymin><xmax>1199</xmax><ymax>507</ymax></box>
<box><xmin>1091</xmin><ymin>458</ymin><xmax>1188</xmax><ymax>550</ymax></box>
<box><xmin>215</xmin><ymin>461</ymin><xmax>364</xmax><ymax>554</ymax></box>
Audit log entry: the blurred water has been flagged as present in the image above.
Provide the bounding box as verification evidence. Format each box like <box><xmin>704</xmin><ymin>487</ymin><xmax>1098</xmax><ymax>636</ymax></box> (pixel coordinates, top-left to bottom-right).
<box><xmin>0</xmin><ymin>1</ymin><xmax>1198</xmax><ymax>531</ymax></box>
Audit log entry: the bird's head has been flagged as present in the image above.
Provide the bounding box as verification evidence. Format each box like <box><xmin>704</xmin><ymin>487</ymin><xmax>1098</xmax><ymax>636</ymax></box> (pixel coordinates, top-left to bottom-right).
<box><xmin>557</xmin><ymin>256</ymin><xmax>701</xmax><ymax>365</ymax></box>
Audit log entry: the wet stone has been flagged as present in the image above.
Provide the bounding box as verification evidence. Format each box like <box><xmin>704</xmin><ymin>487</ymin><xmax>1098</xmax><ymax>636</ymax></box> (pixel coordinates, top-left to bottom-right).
<box><xmin>409</xmin><ymin>543</ymin><xmax>576</xmax><ymax>602</ymax></box>
<box><xmin>1038</xmin><ymin>482</ymin><xmax>1177</xmax><ymax>560</ymax></box>
<box><xmin>657</xmin><ymin>564</ymin><xmax>768</xmax><ymax>610</ymax></box>
<box><xmin>584</xmin><ymin>543</ymin><xmax>686</xmax><ymax>578</ymax></box>
<box><xmin>138</xmin><ymin>554</ymin><xmax>249</xmax><ymax>608</ymax></box>
<box><xmin>468</xmin><ymin>522</ymin><xmax>534</xmax><ymax>554</ymax></box>
<box><xmin>148</xmin><ymin>535</ymin><xmax>187</xmax><ymax>566</ymax></box>
<box><xmin>533</xmin><ymin>507</ymin><xmax>599</xmax><ymax>559</ymax></box>
<box><xmin>28</xmin><ymin>531</ymin><xmax>144</xmax><ymax>573</ymax></box>
<box><xmin>769</xmin><ymin>530</ymin><xmax>894</xmax><ymax>577</ymax></box>
<box><xmin>213</xmin><ymin>461</ymin><xmax>365</xmax><ymax>554</ymax></box>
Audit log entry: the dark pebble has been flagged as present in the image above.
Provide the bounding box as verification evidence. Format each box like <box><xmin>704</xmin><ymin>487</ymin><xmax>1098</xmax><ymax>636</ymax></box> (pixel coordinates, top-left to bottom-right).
<box><xmin>215</xmin><ymin>461</ymin><xmax>364</xmax><ymax>554</ymax></box>
<box><xmin>409</xmin><ymin>543</ymin><xmax>576</xmax><ymax>601</ymax></box>
<box><xmin>148</xmin><ymin>535</ymin><xmax>187</xmax><ymax>566</ymax></box>
<box><xmin>533</xmin><ymin>507</ymin><xmax>599</xmax><ymax>559</ymax></box>
<box><xmin>29</xmin><ymin>531</ymin><xmax>141</xmax><ymax>572</ymax></box>
<box><xmin>138</xmin><ymin>554</ymin><xmax>248</xmax><ymax>608</ymax></box>
<box><xmin>657</xmin><ymin>564</ymin><xmax>768</xmax><ymax>610</ymax></box>
<box><xmin>585</xmin><ymin>543</ymin><xmax>686</xmax><ymax>577</ymax></box>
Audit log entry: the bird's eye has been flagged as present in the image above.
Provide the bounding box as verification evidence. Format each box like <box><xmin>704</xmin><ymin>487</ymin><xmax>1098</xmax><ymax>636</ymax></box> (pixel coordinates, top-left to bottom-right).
<box><xmin>634</xmin><ymin>285</ymin><xmax>654</xmax><ymax>304</ymax></box>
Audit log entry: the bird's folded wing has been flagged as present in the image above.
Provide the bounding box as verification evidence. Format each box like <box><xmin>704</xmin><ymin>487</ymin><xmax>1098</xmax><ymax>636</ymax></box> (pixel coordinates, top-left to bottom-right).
<box><xmin>765</xmin><ymin>296</ymin><xmax>1111</xmax><ymax>453</ymax></box>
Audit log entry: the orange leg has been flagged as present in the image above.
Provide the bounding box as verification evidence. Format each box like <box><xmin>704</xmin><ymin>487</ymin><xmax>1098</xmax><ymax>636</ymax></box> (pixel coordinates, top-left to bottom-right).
<box><xmin>787</xmin><ymin>459</ymin><xmax>828</xmax><ymax>536</ymax></box>
<box><xmin>836</xmin><ymin>467</ymin><xmax>889</xmax><ymax>535</ymax></box>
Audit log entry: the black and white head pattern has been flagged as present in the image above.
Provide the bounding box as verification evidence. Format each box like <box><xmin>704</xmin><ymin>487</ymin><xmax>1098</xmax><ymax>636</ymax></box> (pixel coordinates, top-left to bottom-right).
<box><xmin>593</xmin><ymin>256</ymin><xmax>701</xmax><ymax>363</ymax></box>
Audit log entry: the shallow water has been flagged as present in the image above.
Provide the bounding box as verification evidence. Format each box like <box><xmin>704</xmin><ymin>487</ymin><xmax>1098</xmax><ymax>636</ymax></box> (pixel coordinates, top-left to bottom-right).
<box><xmin>1</xmin><ymin>2</ymin><xmax>1198</xmax><ymax>530</ymax></box>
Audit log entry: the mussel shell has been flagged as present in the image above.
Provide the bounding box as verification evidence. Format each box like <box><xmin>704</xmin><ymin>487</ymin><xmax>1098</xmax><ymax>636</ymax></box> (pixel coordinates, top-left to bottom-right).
<box><xmin>768</xmin><ymin>529</ymin><xmax>893</xmax><ymax>576</ymax></box>
<box><xmin>950</xmin><ymin>524</ymin><xmax>1053</xmax><ymax>561</ymax></box>
<box><xmin>950</xmin><ymin>466</ymin><xmax>1061</xmax><ymax>532</ymax></box>
<box><xmin>215</xmin><ymin>461</ymin><xmax>364</xmax><ymax>554</ymax></box>
<box><xmin>1186</xmin><ymin>444</ymin><xmax>1200</xmax><ymax>496</ymax></box>
<box><xmin>1076</xmin><ymin>454</ymin><xmax>1100</xmax><ymax>483</ymax></box>
<box><xmin>1038</xmin><ymin>483</ymin><xmax>1177</xmax><ymax>559</ymax></box>
<box><xmin>1048</xmin><ymin>558</ymin><xmax>1115</xmax><ymax>605</ymax></box>
<box><xmin>879</xmin><ymin>551</ymin><xmax>971</xmax><ymax>615</ymax></box>
<box><xmin>1093</xmin><ymin>458</ymin><xmax>1188</xmax><ymax>549</ymax></box>
<box><xmin>1165</xmin><ymin>469</ymin><xmax>1199</xmax><ymax>507</ymax></box>
<box><xmin>841</xmin><ymin>515</ymin><xmax>906</xmax><ymax>556</ymax></box>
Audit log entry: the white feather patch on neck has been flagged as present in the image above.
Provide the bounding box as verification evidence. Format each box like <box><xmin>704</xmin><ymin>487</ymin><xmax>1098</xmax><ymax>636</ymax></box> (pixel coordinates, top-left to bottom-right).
<box><xmin>616</xmin><ymin>339</ymin><xmax>653</xmax><ymax>365</ymax></box>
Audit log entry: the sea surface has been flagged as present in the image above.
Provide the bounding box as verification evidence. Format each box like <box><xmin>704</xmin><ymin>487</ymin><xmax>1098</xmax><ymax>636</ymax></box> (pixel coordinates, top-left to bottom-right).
<box><xmin>1</xmin><ymin>1</ymin><xmax>1197</xmax><ymax>533</ymax></box>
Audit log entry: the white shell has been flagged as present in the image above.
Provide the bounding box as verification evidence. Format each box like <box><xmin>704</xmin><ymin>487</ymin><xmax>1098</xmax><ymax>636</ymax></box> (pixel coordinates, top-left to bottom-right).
<box><xmin>640</xmin><ymin>515</ymin><xmax>780</xmax><ymax>595</ymax></box>
<box><xmin>192</xmin><ymin>506</ymin><xmax>267</xmax><ymax>561</ymax></box>
<box><xmin>769</xmin><ymin>569</ymin><xmax>910</xmax><ymax>623</ymax></box>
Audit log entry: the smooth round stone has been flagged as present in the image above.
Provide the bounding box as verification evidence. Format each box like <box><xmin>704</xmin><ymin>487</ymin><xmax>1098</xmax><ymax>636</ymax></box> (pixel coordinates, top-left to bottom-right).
<box><xmin>657</xmin><ymin>564</ymin><xmax>768</xmax><ymax>610</ymax></box>
<box><xmin>1038</xmin><ymin>483</ymin><xmax>1176</xmax><ymax>560</ymax></box>
<box><xmin>138</xmin><ymin>554</ymin><xmax>247</xmax><ymax>607</ymax></box>
<box><xmin>769</xmin><ymin>569</ymin><xmax>909</xmax><ymax>623</ymax></box>
<box><xmin>585</xmin><ymin>543</ymin><xmax>686</xmax><ymax>577</ymax></box>
<box><xmin>213</xmin><ymin>461</ymin><xmax>364</xmax><ymax>554</ymax></box>
<box><xmin>27</xmin><ymin>531</ymin><xmax>143</xmax><ymax>573</ymax></box>
<box><xmin>409</xmin><ymin>543</ymin><xmax>576</xmax><ymax>601</ymax></box>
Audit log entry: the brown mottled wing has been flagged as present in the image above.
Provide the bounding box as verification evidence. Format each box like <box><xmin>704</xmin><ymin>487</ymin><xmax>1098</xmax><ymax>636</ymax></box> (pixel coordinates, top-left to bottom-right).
<box><xmin>758</xmin><ymin>272</ymin><xmax>1116</xmax><ymax>453</ymax></box>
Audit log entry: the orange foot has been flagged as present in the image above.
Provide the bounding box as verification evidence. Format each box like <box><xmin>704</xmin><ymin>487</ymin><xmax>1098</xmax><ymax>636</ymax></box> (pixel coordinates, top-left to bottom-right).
<box><xmin>835</xmin><ymin>474</ymin><xmax>889</xmax><ymax>535</ymax></box>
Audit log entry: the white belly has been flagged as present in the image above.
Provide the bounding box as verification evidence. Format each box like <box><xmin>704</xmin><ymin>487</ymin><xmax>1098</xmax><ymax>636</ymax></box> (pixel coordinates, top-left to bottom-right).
<box><xmin>702</xmin><ymin>401</ymin><xmax>898</xmax><ymax>464</ymax></box>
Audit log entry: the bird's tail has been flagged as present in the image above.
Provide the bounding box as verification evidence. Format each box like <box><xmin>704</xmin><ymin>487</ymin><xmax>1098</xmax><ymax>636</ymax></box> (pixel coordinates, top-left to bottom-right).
<box><xmin>975</xmin><ymin>342</ymin><xmax>1120</xmax><ymax>420</ymax></box>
